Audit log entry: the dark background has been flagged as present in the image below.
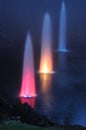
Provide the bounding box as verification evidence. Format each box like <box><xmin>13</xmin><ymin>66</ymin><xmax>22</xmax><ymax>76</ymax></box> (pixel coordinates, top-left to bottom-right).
<box><xmin>0</xmin><ymin>0</ymin><xmax>86</xmax><ymax>97</ymax></box>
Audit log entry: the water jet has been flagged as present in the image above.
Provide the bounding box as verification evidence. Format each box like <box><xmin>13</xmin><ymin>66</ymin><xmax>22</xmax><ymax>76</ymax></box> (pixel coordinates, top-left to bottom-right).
<box><xmin>57</xmin><ymin>1</ymin><xmax>68</xmax><ymax>52</ymax></box>
<box><xmin>39</xmin><ymin>13</ymin><xmax>54</xmax><ymax>74</ymax></box>
<box><xmin>19</xmin><ymin>33</ymin><xmax>37</xmax><ymax>98</ymax></box>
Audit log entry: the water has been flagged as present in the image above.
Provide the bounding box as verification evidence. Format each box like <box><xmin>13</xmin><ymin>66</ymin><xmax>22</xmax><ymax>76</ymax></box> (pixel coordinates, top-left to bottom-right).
<box><xmin>36</xmin><ymin>52</ymin><xmax>86</xmax><ymax>127</ymax></box>
<box><xmin>1</xmin><ymin>43</ymin><xmax>86</xmax><ymax>127</ymax></box>
<box><xmin>58</xmin><ymin>2</ymin><xmax>68</xmax><ymax>52</ymax></box>
<box><xmin>1</xmin><ymin>11</ymin><xmax>86</xmax><ymax>128</ymax></box>
<box><xmin>39</xmin><ymin>13</ymin><xmax>54</xmax><ymax>74</ymax></box>
<box><xmin>19</xmin><ymin>33</ymin><xmax>36</xmax><ymax>98</ymax></box>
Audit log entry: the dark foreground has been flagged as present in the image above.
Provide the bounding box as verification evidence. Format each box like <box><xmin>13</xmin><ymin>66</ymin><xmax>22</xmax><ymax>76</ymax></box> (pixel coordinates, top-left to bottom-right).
<box><xmin>0</xmin><ymin>96</ymin><xmax>86</xmax><ymax>130</ymax></box>
<box><xmin>0</xmin><ymin>121</ymin><xmax>86</xmax><ymax>130</ymax></box>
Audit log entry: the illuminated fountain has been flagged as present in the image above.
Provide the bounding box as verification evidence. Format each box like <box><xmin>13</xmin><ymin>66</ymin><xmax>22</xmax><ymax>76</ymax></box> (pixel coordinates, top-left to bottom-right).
<box><xmin>57</xmin><ymin>1</ymin><xmax>68</xmax><ymax>52</ymax></box>
<box><xmin>39</xmin><ymin>13</ymin><xmax>54</xmax><ymax>74</ymax></box>
<box><xmin>19</xmin><ymin>33</ymin><xmax>36</xmax><ymax>98</ymax></box>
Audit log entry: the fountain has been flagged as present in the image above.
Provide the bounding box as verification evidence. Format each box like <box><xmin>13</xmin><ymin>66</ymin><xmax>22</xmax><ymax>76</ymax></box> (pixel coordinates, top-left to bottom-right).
<box><xmin>19</xmin><ymin>33</ymin><xmax>36</xmax><ymax>98</ymax></box>
<box><xmin>57</xmin><ymin>1</ymin><xmax>68</xmax><ymax>52</ymax></box>
<box><xmin>39</xmin><ymin>13</ymin><xmax>54</xmax><ymax>74</ymax></box>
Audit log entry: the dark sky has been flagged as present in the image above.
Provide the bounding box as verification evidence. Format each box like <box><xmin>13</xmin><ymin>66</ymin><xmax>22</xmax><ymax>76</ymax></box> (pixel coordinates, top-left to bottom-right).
<box><xmin>0</xmin><ymin>0</ymin><xmax>86</xmax><ymax>87</ymax></box>
<box><xmin>0</xmin><ymin>0</ymin><xmax>86</xmax><ymax>43</ymax></box>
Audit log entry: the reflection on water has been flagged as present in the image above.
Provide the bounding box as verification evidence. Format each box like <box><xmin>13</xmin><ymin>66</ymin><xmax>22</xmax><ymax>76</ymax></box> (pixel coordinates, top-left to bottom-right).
<box><xmin>20</xmin><ymin>97</ymin><xmax>36</xmax><ymax>109</ymax></box>
<box><xmin>39</xmin><ymin>74</ymin><xmax>53</xmax><ymax>111</ymax></box>
<box><xmin>40</xmin><ymin>74</ymin><xmax>52</xmax><ymax>94</ymax></box>
<box><xmin>71</xmin><ymin>103</ymin><xmax>86</xmax><ymax>127</ymax></box>
<box><xmin>19</xmin><ymin>53</ymin><xmax>86</xmax><ymax>127</ymax></box>
<box><xmin>58</xmin><ymin>53</ymin><xmax>66</xmax><ymax>71</ymax></box>
<box><xmin>57</xmin><ymin>53</ymin><xmax>68</xmax><ymax>89</ymax></box>
<box><xmin>2</xmin><ymin>51</ymin><xmax>86</xmax><ymax>127</ymax></box>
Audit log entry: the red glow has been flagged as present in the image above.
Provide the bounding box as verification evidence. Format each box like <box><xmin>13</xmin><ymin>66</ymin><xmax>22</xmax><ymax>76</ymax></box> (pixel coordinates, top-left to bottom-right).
<box><xmin>19</xmin><ymin>70</ymin><xmax>36</xmax><ymax>97</ymax></box>
<box><xmin>19</xmin><ymin>34</ymin><xmax>36</xmax><ymax>98</ymax></box>
<box><xmin>20</xmin><ymin>97</ymin><xmax>35</xmax><ymax>109</ymax></box>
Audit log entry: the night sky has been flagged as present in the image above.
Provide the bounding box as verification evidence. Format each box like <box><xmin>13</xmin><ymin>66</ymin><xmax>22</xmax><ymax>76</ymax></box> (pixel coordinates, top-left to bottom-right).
<box><xmin>0</xmin><ymin>0</ymin><xmax>86</xmax><ymax>93</ymax></box>
<box><xmin>0</xmin><ymin>0</ymin><xmax>86</xmax><ymax>43</ymax></box>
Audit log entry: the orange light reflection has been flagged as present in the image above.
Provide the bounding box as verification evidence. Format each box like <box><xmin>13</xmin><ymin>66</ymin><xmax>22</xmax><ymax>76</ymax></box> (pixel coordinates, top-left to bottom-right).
<box><xmin>40</xmin><ymin>74</ymin><xmax>53</xmax><ymax>110</ymax></box>
<box><xmin>40</xmin><ymin>74</ymin><xmax>52</xmax><ymax>95</ymax></box>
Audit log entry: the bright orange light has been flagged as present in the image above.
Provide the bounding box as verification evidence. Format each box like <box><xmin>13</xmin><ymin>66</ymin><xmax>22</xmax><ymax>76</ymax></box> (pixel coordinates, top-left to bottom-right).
<box><xmin>39</xmin><ymin>50</ymin><xmax>54</xmax><ymax>74</ymax></box>
<box><xmin>39</xmin><ymin>39</ymin><xmax>54</xmax><ymax>74</ymax></box>
<box><xmin>40</xmin><ymin>62</ymin><xmax>49</xmax><ymax>74</ymax></box>
<box><xmin>39</xmin><ymin>13</ymin><xmax>54</xmax><ymax>74</ymax></box>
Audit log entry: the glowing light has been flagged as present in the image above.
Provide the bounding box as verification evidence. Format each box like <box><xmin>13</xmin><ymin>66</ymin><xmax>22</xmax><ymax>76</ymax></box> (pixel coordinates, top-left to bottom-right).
<box><xmin>39</xmin><ymin>13</ymin><xmax>54</xmax><ymax>74</ymax></box>
<box><xmin>40</xmin><ymin>62</ymin><xmax>52</xmax><ymax>74</ymax></box>
<box><xmin>43</xmin><ymin>63</ymin><xmax>47</xmax><ymax>73</ymax></box>
<box><xmin>19</xmin><ymin>33</ymin><xmax>36</xmax><ymax>98</ymax></box>
<box><xmin>57</xmin><ymin>1</ymin><xmax>68</xmax><ymax>52</ymax></box>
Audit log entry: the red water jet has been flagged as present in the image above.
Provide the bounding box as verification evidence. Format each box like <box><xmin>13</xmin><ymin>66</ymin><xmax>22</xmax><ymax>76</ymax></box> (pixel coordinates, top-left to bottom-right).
<box><xmin>19</xmin><ymin>33</ymin><xmax>36</xmax><ymax>98</ymax></box>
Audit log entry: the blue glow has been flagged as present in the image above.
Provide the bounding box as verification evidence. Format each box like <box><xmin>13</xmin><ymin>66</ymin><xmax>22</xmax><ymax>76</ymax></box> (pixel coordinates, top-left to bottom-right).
<box><xmin>58</xmin><ymin>2</ymin><xmax>68</xmax><ymax>52</ymax></box>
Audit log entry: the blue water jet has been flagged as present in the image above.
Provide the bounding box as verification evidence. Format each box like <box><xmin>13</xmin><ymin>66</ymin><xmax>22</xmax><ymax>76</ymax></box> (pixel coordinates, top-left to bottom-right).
<box><xmin>58</xmin><ymin>1</ymin><xmax>68</xmax><ymax>52</ymax></box>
